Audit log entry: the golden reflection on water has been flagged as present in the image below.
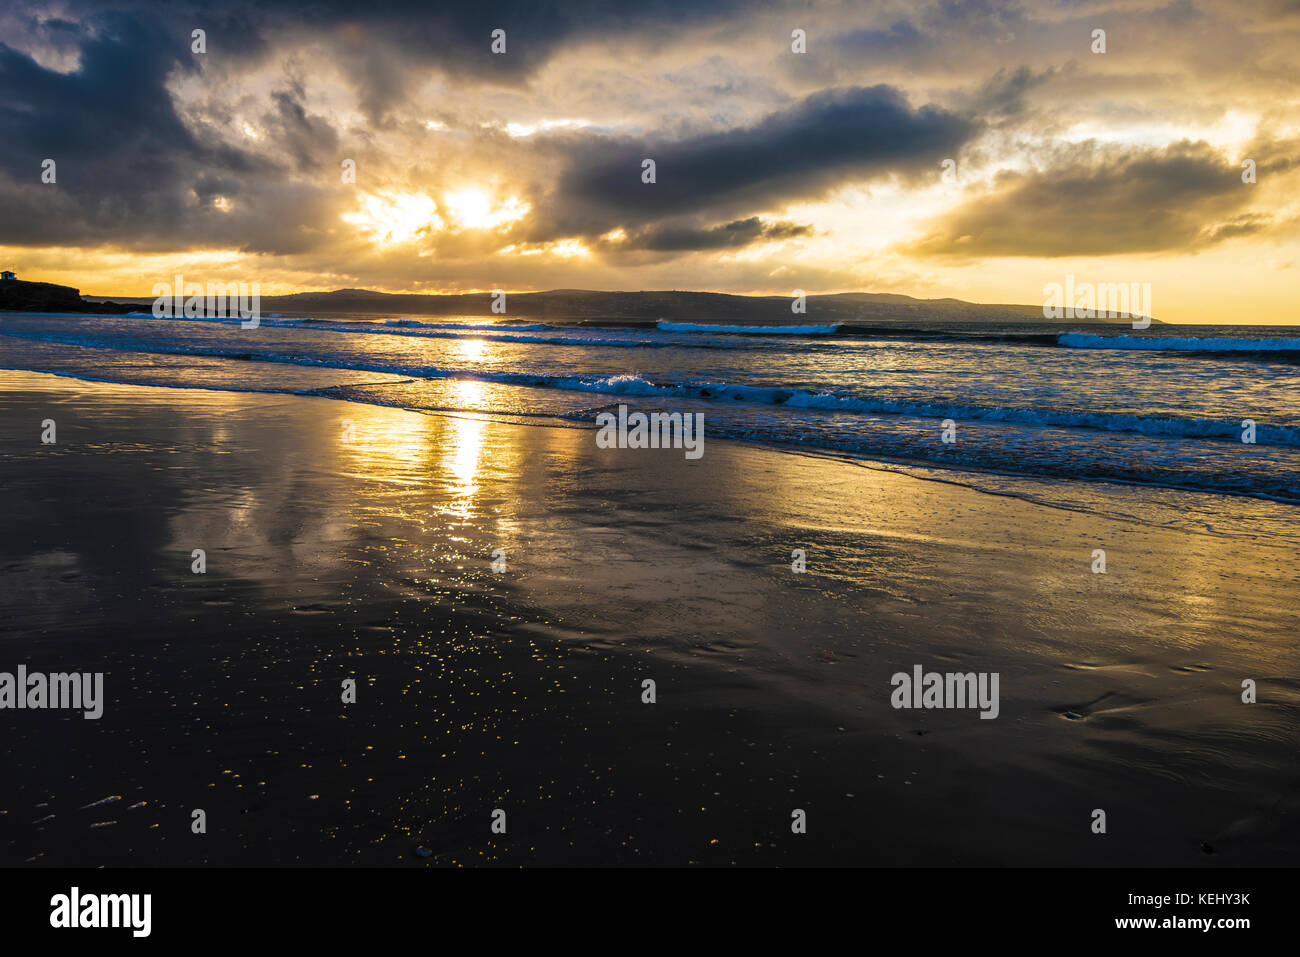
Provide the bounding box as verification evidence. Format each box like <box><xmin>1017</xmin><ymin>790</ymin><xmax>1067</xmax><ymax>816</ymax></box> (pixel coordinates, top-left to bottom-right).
<box><xmin>331</xmin><ymin>384</ymin><xmax>489</xmax><ymax>520</ymax></box>
<box><xmin>456</xmin><ymin>338</ymin><xmax>487</xmax><ymax>363</ymax></box>
<box><xmin>446</xmin><ymin>408</ymin><xmax>486</xmax><ymax>520</ymax></box>
<box><xmin>450</xmin><ymin>376</ymin><xmax>487</xmax><ymax>412</ymax></box>
<box><xmin>336</xmin><ymin>402</ymin><xmax>437</xmax><ymax>481</ymax></box>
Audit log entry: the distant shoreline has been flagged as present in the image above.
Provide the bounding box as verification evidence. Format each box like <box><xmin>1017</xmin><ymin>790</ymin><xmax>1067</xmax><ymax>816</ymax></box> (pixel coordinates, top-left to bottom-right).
<box><xmin>2</xmin><ymin>277</ymin><xmax>1154</xmax><ymax>324</ymax></box>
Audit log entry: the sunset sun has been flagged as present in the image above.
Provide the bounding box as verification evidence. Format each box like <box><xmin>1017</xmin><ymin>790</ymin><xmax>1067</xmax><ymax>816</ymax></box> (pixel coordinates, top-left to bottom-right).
<box><xmin>442</xmin><ymin>189</ymin><xmax>530</xmax><ymax>231</ymax></box>
<box><xmin>342</xmin><ymin>191</ymin><xmax>443</xmax><ymax>246</ymax></box>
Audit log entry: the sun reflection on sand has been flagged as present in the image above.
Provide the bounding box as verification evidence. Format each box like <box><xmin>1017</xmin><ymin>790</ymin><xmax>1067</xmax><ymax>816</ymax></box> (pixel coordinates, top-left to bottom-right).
<box><xmin>335</xmin><ymin>403</ymin><xmax>437</xmax><ymax>482</ymax></box>
<box><xmin>330</xmin><ymin>395</ymin><xmax>488</xmax><ymax>520</ymax></box>
<box><xmin>446</xmin><ymin>386</ymin><xmax>487</xmax><ymax>519</ymax></box>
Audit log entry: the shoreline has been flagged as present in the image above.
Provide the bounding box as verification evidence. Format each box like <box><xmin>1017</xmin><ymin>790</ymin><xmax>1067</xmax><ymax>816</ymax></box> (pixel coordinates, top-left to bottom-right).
<box><xmin>8</xmin><ymin>360</ymin><xmax>1300</xmax><ymax>536</ymax></box>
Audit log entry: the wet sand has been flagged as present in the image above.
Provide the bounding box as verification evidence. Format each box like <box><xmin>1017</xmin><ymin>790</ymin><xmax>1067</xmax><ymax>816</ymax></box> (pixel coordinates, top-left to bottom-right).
<box><xmin>1</xmin><ymin>369</ymin><xmax>1298</xmax><ymax>866</ymax></box>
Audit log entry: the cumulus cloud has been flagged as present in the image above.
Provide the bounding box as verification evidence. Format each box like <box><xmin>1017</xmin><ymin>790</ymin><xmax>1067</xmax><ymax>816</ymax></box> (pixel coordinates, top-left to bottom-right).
<box><xmin>535</xmin><ymin>85</ymin><xmax>979</xmax><ymax>249</ymax></box>
<box><xmin>622</xmin><ymin>217</ymin><xmax>813</xmax><ymax>252</ymax></box>
<box><xmin>905</xmin><ymin>140</ymin><xmax>1291</xmax><ymax>258</ymax></box>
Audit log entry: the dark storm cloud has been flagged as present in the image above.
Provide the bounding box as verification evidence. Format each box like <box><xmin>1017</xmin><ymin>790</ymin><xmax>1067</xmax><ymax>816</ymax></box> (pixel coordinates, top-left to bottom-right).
<box><xmin>265</xmin><ymin>87</ymin><xmax>341</xmax><ymax>174</ymax></box>
<box><xmin>548</xmin><ymin>86</ymin><xmax>980</xmax><ymax>235</ymax></box>
<box><xmin>0</xmin><ymin>8</ymin><xmax>353</xmax><ymax>250</ymax></box>
<box><xmin>51</xmin><ymin>0</ymin><xmax>754</xmax><ymax>121</ymax></box>
<box><xmin>626</xmin><ymin>217</ymin><xmax>813</xmax><ymax>252</ymax></box>
<box><xmin>0</xmin><ymin>14</ymin><xmax>198</xmax><ymax>183</ymax></box>
<box><xmin>0</xmin><ymin>13</ymin><xmax>209</xmax><ymax>244</ymax></box>
<box><xmin>907</xmin><ymin>140</ymin><xmax>1287</xmax><ymax>258</ymax></box>
<box><xmin>271</xmin><ymin>0</ymin><xmax>756</xmax><ymax>123</ymax></box>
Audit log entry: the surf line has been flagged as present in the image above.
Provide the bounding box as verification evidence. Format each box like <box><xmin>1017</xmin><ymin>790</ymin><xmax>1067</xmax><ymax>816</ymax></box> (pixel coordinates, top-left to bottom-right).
<box><xmin>595</xmin><ymin>403</ymin><xmax>705</xmax><ymax>460</ymax></box>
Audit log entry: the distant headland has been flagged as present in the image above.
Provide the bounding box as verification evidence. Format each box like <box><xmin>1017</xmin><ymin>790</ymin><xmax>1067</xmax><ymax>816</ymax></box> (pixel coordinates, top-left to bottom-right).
<box><xmin>2</xmin><ymin>275</ymin><xmax>1156</xmax><ymax>325</ymax></box>
<box><xmin>0</xmin><ymin>275</ymin><xmax>137</xmax><ymax>314</ymax></box>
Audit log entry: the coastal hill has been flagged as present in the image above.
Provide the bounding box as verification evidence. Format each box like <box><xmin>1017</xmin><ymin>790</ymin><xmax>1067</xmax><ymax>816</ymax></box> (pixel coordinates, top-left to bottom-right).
<box><xmin>0</xmin><ymin>277</ymin><xmax>136</xmax><ymax>314</ymax></box>
<box><xmin>246</xmin><ymin>288</ymin><xmax>1064</xmax><ymax>325</ymax></box>
<box><xmin>4</xmin><ymin>279</ymin><xmax>1154</xmax><ymax>325</ymax></box>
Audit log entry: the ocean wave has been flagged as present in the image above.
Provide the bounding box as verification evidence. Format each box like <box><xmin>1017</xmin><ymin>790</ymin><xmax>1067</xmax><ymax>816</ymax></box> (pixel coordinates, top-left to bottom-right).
<box><xmin>381</xmin><ymin>318</ymin><xmax>553</xmax><ymax>331</ymax></box>
<box><xmin>1059</xmin><ymin>333</ymin><xmax>1300</xmax><ymax>352</ymax></box>
<box><xmin>12</xmin><ymin>362</ymin><xmax>1298</xmax><ymax>505</ymax></box>
<box><xmin>561</xmin><ymin>374</ymin><xmax>1300</xmax><ymax>446</ymax></box>
<box><xmin>355</xmin><ymin>326</ymin><xmax>678</xmax><ymax>348</ymax></box>
<box><xmin>6</xmin><ymin>328</ymin><xmax>1292</xmax><ymax>448</ymax></box>
<box><xmin>656</xmin><ymin>321</ymin><xmax>841</xmax><ymax>334</ymax></box>
<box><xmin>103</xmin><ymin>312</ymin><xmax>751</xmax><ymax>349</ymax></box>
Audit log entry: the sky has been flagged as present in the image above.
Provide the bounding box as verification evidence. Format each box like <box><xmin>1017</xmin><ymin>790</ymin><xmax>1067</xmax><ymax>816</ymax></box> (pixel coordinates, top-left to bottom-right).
<box><xmin>0</xmin><ymin>0</ymin><xmax>1297</xmax><ymax>323</ymax></box>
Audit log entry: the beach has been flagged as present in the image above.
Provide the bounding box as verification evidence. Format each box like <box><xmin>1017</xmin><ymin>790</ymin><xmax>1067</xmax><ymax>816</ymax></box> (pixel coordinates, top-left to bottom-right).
<box><xmin>2</xmin><ymin>368</ymin><xmax>1297</xmax><ymax>866</ymax></box>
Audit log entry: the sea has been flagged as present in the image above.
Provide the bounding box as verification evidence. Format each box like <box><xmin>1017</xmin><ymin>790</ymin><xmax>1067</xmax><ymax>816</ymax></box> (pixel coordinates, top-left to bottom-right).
<box><xmin>2</xmin><ymin>309</ymin><xmax>1298</xmax><ymax>541</ymax></box>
